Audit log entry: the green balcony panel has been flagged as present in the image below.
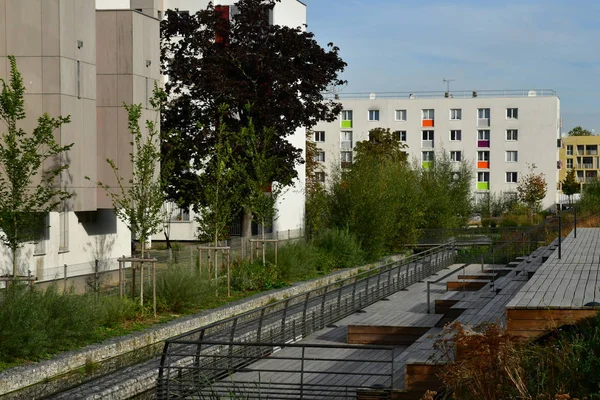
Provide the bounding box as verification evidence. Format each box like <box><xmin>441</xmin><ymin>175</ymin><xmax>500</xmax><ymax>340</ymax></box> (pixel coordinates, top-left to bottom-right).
<box><xmin>341</xmin><ymin>120</ymin><xmax>353</xmax><ymax>128</ymax></box>
<box><xmin>422</xmin><ymin>161</ymin><xmax>433</xmax><ymax>169</ymax></box>
<box><xmin>477</xmin><ymin>182</ymin><xmax>490</xmax><ymax>190</ymax></box>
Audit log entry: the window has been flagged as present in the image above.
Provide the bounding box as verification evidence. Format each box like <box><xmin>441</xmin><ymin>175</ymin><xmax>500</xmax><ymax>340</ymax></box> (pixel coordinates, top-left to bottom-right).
<box><xmin>450</xmin><ymin>151</ymin><xmax>462</xmax><ymax>162</ymax></box>
<box><xmin>341</xmin><ymin>110</ymin><xmax>353</xmax><ymax>128</ymax></box>
<box><xmin>315</xmin><ymin>172</ymin><xmax>325</xmax><ymax>183</ymax></box>
<box><xmin>477</xmin><ymin>130</ymin><xmax>490</xmax><ymax>140</ymax></box>
<box><xmin>450</xmin><ymin>109</ymin><xmax>462</xmax><ymax>120</ymax></box>
<box><xmin>422</xmin><ymin>131</ymin><xmax>434</xmax><ymax>141</ymax></box>
<box><xmin>315</xmin><ymin>151</ymin><xmax>325</xmax><ymax>162</ymax></box>
<box><xmin>170</xmin><ymin>207</ymin><xmax>190</xmax><ymax>222</ymax></box>
<box><xmin>506</xmin><ymin>151</ymin><xmax>518</xmax><ymax>162</ymax></box>
<box><xmin>368</xmin><ymin>110</ymin><xmax>379</xmax><ymax>121</ymax></box>
<box><xmin>340</xmin><ymin>131</ymin><xmax>352</xmax><ymax>149</ymax></box>
<box><xmin>506</xmin><ymin>129</ymin><xmax>518</xmax><ymax>141</ymax></box>
<box><xmin>506</xmin><ymin>108</ymin><xmax>518</xmax><ymax>119</ymax></box>
<box><xmin>341</xmin><ymin>151</ymin><xmax>353</xmax><ymax>162</ymax></box>
<box><xmin>394</xmin><ymin>130</ymin><xmax>407</xmax><ymax>142</ymax></box>
<box><xmin>395</xmin><ymin>109</ymin><xmax>407</xmax><ymax>121</ymax></box>
<box><xmin>566</xmin><ymin>158</ymin><xmax>573</xmax><ymax>169</ymax></box>
<box><xmin>422</xmin><ymin>151</ymin><xmax>434</xmax><ymax>161</ymax></box>
<box><xmin>314</xmin><ymin>131</ymin><xmax>325</xmax><ymax>142</ymax></box>
<box><xmin>566</xmin><ymin>145</ymin><xmax>573</xmax><ymax>156</ymax></box>
<box><xmin>450</xmin><ymin>130</ymin><xmax>462</xmax><ymax>141</ymax></box>
<box><xmin>34</xmin><ymin>214</ymin><xmax>49</xmax><ymax>256</ymax></box>
<box><xmin>422</xmin><ymin>109</ymin><xmax>434</xmax><ymax>120</ymax></box>
<box><xmin>506</xmin><ymin>172</ymin><xmax>518</xmax><ymax>183</ymax></box>
<box><xmin>478</xmin><ymin>172</ymin><xmax>490</xmax><ymax>182</ymax></box>
<box><xmin>77</xmin><ymin>60</ymin><xmax>81</xmax><ymax>99</ymax></box>
<box><xmin>477</xmin><ymin>151</ymin><xmax>490</xmax><ymax>161</ymax></box>
<box><xmin>59</xmin><ymin>211</ymin><xmax>68</xmax><ymax>252</ymax></box>
<box><xmin>478</xmin><ymin>108</ymin><xmax>490</xmax><ymax>119</ymax></box>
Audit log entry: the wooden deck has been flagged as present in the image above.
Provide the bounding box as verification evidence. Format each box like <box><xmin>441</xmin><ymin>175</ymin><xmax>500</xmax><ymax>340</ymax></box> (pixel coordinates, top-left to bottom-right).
<box><xmin>221</xmin><ymin>263</ymin><xmax>481</xmax><ymax>397</ymax></box>
<box><xmin>506</xmin><ymin>228</ymin><xmax>600</xmax><ymax>338</ymax></box>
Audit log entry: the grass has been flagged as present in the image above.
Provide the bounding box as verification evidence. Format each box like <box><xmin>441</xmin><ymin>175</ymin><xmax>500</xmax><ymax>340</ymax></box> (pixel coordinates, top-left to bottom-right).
<box><xmin>0</xmin><ymin>229</ymin><xmax>365</xmax><ymax>371</ymax></box>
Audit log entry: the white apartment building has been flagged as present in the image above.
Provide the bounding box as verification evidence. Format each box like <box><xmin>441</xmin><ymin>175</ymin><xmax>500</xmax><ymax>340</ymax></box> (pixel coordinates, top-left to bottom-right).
<box><xmin>97</xmin><ymin>0</ymin><xmax>308</xmax><ymax>242</ymax></box>
<box><xmin>312</xmin><ymin>90</ymin><xmax>561</xmax><ymax>210</ymax></box>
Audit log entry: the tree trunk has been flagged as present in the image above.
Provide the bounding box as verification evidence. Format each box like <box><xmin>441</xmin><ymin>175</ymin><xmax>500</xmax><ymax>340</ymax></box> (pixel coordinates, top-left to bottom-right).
<box><xmin>12</xmin><ymin>246</ymin><xmax>18</xmax><ymax>279</ymax></box>
<box><xmin>261</xmin><ymin>218</ymin><xmax>266</xmax><ymax>266</ymax></box>
<box><xmin>163</xmin><ymin>231</ymin><xmax>172</xmax><ymax>249</ymax></box>
<box><xmin>241</xmin><ymin>209</ymin><xmax>252</xmax><ymax>258</ymax></box>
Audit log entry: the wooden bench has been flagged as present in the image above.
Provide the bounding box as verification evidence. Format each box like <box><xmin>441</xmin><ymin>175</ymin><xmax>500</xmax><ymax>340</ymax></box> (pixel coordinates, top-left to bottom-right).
<box><xmin>347</xmin><ymin>313</ymin><xmax>442</xmax><ymax>345</ymax></box>
<box><xmin>456</xmin><ymin>272</ymin><xmax>497</xmax><ymax>281</ymax></box>
<box><xmin>446</xmin><ymin>279</ymin><xmax>489</xmax><ymax>291</ymax></box>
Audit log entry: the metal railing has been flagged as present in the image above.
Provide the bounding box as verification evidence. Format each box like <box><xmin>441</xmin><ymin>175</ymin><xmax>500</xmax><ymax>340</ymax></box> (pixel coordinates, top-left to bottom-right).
<box><xmin>159</xmin><ymin>341</ymin><xmax>394</xmax><ymax>399</ymax></box>
<box><xmin>324</xmin><ymin>89</ymin><xmax>557</xmax><ymax>100</ymax></box>
<box><xmin>157</xmin><ymin>243</ymin><xmax>457</xmax><ymax>398</ymax></box>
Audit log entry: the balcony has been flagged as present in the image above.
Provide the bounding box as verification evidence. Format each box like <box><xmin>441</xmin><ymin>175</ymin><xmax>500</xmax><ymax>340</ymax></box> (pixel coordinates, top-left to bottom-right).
<box><xmin>341</xmin><ymin>161</ymin><xmax>352</xmax><ymax>169</ymax></box>
<box><xmin>477</xmin><ymin>182</ymin><xmax>490</xmax><ymax>190</ymax></box>
<box><xmin>422</xmin><ymin>161</ymin><xmax>433</xmax><ymax>169</ymax></box>
<box><xmin>577</xmin><ymin>163</ymin><xmax>594</xmax><ymax>169</ymax></box>
<box><xmin>341</xmin><ymin>120</ymin><xmax>352</xmax><ymax>129</ymax></box>
<box><xmin>477</xmin><ymin>161</ymin><xmax>490</xmax><ymax>169</ymax></box>
<box><xmin>477</xmin><ymin>118</ymin><xmax>490</xmax><ymax>127</ymax></box>
<box><xmin>421</xmin><ymin>119</ymin><xmax>434</xmax><ymax>127</ymax></box>
<box><xmin>421</xmin><ymin>140</ymin><xmax>434</xmax><ymax>148</ymax></box>
<box><xmin>477</xmin><ymin>140</ymin><xmax>490</xmax><ymax>148</ymax></box>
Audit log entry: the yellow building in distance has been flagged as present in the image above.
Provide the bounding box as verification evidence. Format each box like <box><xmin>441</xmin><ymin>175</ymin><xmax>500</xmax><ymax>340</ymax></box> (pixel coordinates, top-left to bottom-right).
<box><xmin>559</xmin><ymin>135</ymin><xmax>600</xmax><ymax>193</ymax></box>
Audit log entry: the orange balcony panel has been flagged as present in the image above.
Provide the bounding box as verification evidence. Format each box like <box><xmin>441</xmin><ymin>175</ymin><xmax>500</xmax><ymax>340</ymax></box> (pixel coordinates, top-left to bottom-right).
<box><xmin>421</xmin><ymin>119</ymin><xmax>434</xmax><ymax>127</ymax></box>
<box><xmin>477</xmin><ymin>161</ymin><xmax>490</xmax><ymax>169</ymax></box>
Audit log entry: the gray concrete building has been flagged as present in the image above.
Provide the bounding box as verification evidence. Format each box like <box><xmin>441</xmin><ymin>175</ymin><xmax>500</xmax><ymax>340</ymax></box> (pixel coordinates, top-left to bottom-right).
<box><xmin>0</xmin><ymin>0</ymin><xmax>160</xmax><ymax>281</ymax></box>
<box><xmin>312</xmin><ymin>90</ymin><xmax>561</xmax><ymax>209</ymax></box>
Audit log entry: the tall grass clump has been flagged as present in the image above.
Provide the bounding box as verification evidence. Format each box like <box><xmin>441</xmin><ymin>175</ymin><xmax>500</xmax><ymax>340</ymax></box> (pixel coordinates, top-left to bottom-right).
<box><xmin>153</xmin><ymin>265</ymin><xmax>215</xmax><ymax>313</ymax></box>
<box><xmin>267</xmin><ymin>241</ymin><xmax>320</xmax><ymax>281</ymax></box>
<box><xmin>311</xmin><ymin>228</ymin><xmax>364</xmax><ymax>271</ymax></box>
<box><xmin>230</xmin><ymin>259</ymin><xmax>284</xmax><ymax>291</ymax></box>
<box><xmin>0</xmin><ymin>286</ymin><xmax>102</xmax><ymax>362</ymax></box>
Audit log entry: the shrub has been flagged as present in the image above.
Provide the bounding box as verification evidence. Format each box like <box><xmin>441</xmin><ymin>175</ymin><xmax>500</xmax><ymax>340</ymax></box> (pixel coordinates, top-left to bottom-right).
<box><xmin>230</xmin><ymin>260</ymin><xmax>284</xmax><ymax>291</ymax></box>
<box><xmin>153</xmin><ymin>265</ymin><xmax>215</xmax><ymax>313</ymax></box>
<box><xmin>311</xmin><ymin>228</ymin><xmax>364</xmax><ymax>272</ymax></box>
<box><xmin>98</xmin><ymin>296</ymin><xmax>139</xmax><ymax>327</ymax></box>
<box><xmin>268</xmin><ymin>241</ymin><xmax>320</xmax><ymax>281</ymax></box>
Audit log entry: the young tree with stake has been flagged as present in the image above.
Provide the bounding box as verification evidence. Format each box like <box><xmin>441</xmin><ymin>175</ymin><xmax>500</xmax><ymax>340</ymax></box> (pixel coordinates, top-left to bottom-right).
<box><xmin>0</xmin><ymin>56</ymin><xmax>73</xmax><ymax>279</ymax></box>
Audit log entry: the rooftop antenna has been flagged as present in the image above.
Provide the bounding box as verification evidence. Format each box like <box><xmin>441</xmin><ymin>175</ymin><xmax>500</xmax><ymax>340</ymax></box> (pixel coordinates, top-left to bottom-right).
<box><xmin>443</xmin><ymin>78</ymin><xmax>455</xmax><ymax>93</ymax></box>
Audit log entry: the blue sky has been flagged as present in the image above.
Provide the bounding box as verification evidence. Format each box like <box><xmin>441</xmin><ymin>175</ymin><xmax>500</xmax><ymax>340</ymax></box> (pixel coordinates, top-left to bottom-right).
<box><xmin>302</xmin><ymin>0</ymin><xmax>600</xmax><ymax>134</ymax></box>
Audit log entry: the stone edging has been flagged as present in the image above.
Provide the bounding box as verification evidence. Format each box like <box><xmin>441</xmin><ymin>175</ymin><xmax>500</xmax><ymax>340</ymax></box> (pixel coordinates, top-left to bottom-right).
<box><xmin>0</xmin><ymin>255</ymin><xmax>401</xmax><ymax>396</ymax></box>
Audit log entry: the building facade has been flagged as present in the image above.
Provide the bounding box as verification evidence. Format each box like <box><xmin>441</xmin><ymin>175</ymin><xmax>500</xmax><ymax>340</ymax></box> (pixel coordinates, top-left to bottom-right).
<box><xmin>558</xmin><ymin>135</ymin><xmax>600</xmax><ymax>203</ymax></box>
<box><xmin>312</xmin><ymin>90</ymin><xmax>561</xmax><ymax>210</ymax></box>
<box><xmin>0</xmin><ymin>0</ymin><xmax>159</xmax><ymax>282</ymax></box>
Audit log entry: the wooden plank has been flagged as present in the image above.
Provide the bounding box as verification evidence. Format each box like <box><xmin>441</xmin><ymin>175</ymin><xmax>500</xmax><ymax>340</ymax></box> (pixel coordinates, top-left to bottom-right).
<box><xmin>447</xmin><ymin>280</ymin><xmax>489</xmax><ymax>291</ymax></box>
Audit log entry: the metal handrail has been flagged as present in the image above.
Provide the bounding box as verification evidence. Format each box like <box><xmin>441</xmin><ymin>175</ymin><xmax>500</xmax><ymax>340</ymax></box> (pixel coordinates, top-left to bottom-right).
<box><xmin>157</xmin><ymin>243</ymin><xmax>457</xmax><ymax>398</ymax></box>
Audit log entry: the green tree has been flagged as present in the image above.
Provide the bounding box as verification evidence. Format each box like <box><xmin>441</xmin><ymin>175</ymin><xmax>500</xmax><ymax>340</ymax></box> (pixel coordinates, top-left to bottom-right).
<box><xmin>239</xmin><ymin>121</ymin><xmax>283</xmax><ymax>265</ymax></box>
<box><xmin>561</xmin><ymin>169</ymin><xmax>580</xmax><ymax>205</ymax></box>
<box><xmin>568</xmin><ymin>126</ymin><xmax>593</xmax><ymax>136</ymax></box>
<box><xmin>353</xmin><ymin>127</ymin><xmax>408</xmax><ymax>165</ymax></box>
<box><xmin>160</xmin><ymin>0</ymin><xmax>346</xmax><ymax>222</ymax></box>
<box><xmin>92</xmin><ymin>88</ymin><xmax>166</xmax><ymax>258</ymax></box>
<box><xmin>517</xmin><ymin>163</ymin><xmax>548</xmax><ymax>223</ymax></box>
<box><xmin>416</xmin><ymin>151</ymin><xmax>473</xmax><ymax>230</ymax></box>
<box><xmin>0</xmin><ymin>56</ymin><xmax>73</xmax><ymax>278</ymax></box>
<box><xmin>305</xmin><ymin>131</ymin><xmax>329</xmax><ymax>239</ymax></box>
<box><xmin>195</xmin><ymin>109</ymin><xmax>239</xmax><ymax>266</ymax></box>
